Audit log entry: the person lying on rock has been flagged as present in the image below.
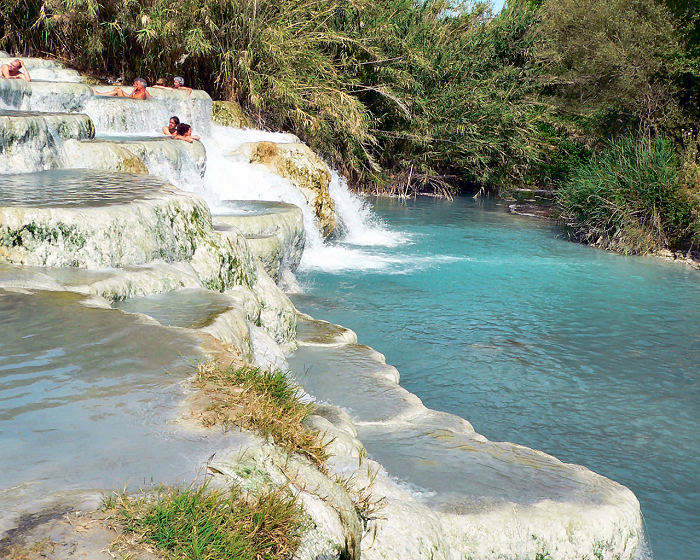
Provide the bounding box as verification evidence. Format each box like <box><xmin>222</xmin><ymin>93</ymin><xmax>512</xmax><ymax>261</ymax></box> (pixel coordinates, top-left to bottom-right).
<box><xmin>172</xmin><ymin>123</ymin><xmax>200</xmax><ymax>143</ymax></box>
<box><xmin>1</xmin><ymin>59</ymin><xmax>31</xmax><ymax>81</ymax></box>
<box><xmin>162</xmin><ymin>116</ymin><xmax>180</xmax><ymax>136</ymax></box>
<box><xmin>153</xmin><ymin>75</ymin><xmax>193</xmax><ymax>96</ymax></box>
<box><xmin>91</xmin><ymin>78</ymin><xmax>152</xmax><ymax>99</ymax></box>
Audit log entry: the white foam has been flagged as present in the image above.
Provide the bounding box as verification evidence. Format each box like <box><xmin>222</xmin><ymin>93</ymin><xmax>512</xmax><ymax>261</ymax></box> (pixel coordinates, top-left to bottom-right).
<box><xmin>329</xmin><ymin>171</ymin><xmax>410</xmax><ymax>248</ymax></box>
<box><xmin>300</xmin><ymin>245</ymin><xmax>405</xmax><ymax>273</ymax></box>
<box><xmin>300</xmin><ymin>245</ymin><xmax>467</xmax><ymax>275</ymax></box>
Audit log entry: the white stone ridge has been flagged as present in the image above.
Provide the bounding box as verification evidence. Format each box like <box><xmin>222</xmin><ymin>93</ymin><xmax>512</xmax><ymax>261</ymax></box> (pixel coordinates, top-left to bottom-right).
<box><xmin>291</xmin><ymin>316</ymin><xmax>644</xmax><ymax>560</ymax></box>
<box><xmin>213</xmin><ymin>200</ymin><xmax>306</xmax><ymax>278</ymax></box>
<box><xmin>0</xmin><ymin>111</ymin><xmax>94</xmax><ymax>172</ymax></box>
<box><xmin>0</xmin><ymin>171</ymin><xmax>300</xmax><ymax>348</ymax></box>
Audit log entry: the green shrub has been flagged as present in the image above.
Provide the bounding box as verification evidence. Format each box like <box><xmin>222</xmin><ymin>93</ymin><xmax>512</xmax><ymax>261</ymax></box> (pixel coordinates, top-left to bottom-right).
<box><xmin>557</xmin><ymin>136</ymin><xmax>700</xmax><ymax>254</ymax></box>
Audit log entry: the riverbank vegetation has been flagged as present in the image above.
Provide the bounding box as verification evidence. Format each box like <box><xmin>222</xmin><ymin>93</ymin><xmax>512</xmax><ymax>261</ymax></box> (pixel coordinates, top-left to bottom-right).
<box><xmin>2</xmin><ymin>0</ymin><xmax>698</xmax><ymax>253</ymax></box>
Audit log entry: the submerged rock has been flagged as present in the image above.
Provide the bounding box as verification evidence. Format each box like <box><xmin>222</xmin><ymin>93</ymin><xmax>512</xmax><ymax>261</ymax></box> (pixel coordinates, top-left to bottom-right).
<box><xmin>232</xmin><ymin>141</ymin><xmax>338</xmax><ymax>238</ymax></box>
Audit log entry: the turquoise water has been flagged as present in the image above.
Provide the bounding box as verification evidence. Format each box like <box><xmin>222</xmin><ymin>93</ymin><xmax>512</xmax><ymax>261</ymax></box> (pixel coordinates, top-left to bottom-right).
<box><xmin>292</xmin><ymin>196</ymin><xmax>700</xmax><ymax>560</ymax></box>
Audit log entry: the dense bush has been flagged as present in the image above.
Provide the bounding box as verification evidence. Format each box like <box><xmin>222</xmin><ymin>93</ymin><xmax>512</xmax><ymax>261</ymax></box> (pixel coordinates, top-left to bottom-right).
<box><xmin>557</xmin><ymin>136</ymin><xmax>699</xmax><ymax>253</ymax></box>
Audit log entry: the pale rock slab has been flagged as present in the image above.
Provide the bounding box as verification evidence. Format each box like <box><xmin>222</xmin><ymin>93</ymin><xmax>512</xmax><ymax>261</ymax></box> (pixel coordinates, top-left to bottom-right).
<box><xmin>231</xmin><ymin>141</ymin><xmax>338</xmax><ymax>238</ymax></box>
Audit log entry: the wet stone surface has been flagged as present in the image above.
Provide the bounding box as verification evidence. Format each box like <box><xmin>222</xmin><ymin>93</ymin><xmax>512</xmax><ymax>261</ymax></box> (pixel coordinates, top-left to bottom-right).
<box><xmin>114</xmin><ymin>288</ymin><xmax>235</xmax><ymax>329</ymax></box>
<box><xmin>215</xmin><ymin>199</ymin><xmax>295</xmax><ymax>216</ymax></box>
<box><xmin>0</xmin><ymin>169</ymin><xmax>176</xmax><ymax>207</ymax></box>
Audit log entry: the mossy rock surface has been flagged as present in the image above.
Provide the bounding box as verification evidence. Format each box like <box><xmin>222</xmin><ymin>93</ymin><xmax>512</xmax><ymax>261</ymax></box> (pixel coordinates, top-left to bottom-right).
<box><xmin>212</xmin><ymin>100</ymin><xmax>253</xmax><ymax>128</ymax></box>
<box><xmin>233</xmin><ymin>141</ymin><xmax>337</xmax><ymax>238</ymax></box>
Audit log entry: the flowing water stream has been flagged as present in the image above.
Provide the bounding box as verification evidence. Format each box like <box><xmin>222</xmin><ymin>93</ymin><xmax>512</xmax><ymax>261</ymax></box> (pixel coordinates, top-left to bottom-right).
<box><xmin>290</xmin><ymin>196</ymin><xmax>700</xmax><ymax>560</ymax></box>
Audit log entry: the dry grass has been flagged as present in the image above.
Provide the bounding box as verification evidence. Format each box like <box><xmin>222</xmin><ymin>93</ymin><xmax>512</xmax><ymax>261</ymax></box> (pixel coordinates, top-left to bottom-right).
<box><xmin>332</xmin><ymin>465</ymin><xmax>386</xmax><ymax>534</ymax></box>
<box><xmin>192</xmin><ymin>362</ymin><xmax>384</xmax><ymax>530</ymax></box>
<box><xmin>4</xmin><ymin>539</ymin><xmax>55</xmax><ymax>560</ymax></box>
<box><xmin>193</xmin><ymin>363</ymin><xmax>328</xmax><ymax>467</ymax></box>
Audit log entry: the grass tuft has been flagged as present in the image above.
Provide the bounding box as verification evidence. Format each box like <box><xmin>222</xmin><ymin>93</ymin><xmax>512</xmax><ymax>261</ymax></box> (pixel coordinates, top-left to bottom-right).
<box><xmin>106</xmin><ymin>483</ymin><xmax>305</xmax><ymax>560</ymax></box>
<box><xmin>194</xmin><ymin>363</ymin><xmax>328</xmax><ymax>466</ymax></box>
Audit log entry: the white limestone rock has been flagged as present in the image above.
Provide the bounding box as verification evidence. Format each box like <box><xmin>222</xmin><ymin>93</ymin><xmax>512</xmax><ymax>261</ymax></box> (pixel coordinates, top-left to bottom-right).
<box><xmin>214</xmin><ymin>200</ymin><xmax>306</xmax><ymax>276</ymax></box>
<box><xmin>0</xmin><ymin>111</ymin><xmax>94</xmax><ymax>172</ymax></box>
<box><xmin>231</xmin><ymin>141</ymin><xmax>337</xmax><ymax>238</ymax></box>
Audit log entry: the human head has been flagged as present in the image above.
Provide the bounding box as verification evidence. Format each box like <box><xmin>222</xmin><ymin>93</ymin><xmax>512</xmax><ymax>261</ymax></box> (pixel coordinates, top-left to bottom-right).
<box><xmin>10</xmin><ymin>59</ymin><xmax>21</xmax><ymax>71</ymax></box>
<box><xmin>173</xmin><ymin>76</ymin><xmax>185</xmax><ymax>88</ymax></box>
<box><xmin>133</xmin><ymin>77</ymin><xmax>147</xmax><ymax>90</ymax></box>
<box><xmin>176</xmin><ymin>123</ymin><xmax>191</xmax><ymax>136</ymax></box>
<box><xmin>156</xmin><ymin>77</ymin><xmax>166</xmax><ymax>86</ymax></box>
<box><xmin>168</xmin><ymin>116</ymin><xmax>180</xmax><ymax>130</ymax></box>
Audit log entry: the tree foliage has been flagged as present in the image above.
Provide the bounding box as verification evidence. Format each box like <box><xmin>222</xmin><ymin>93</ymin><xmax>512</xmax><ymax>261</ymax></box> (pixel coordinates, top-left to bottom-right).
<box><xmin>537</xmin><ymin>0</ymin><xmax>683</xmax><ymax>135</ymax></box>
<box><xmin>1</xmin><ymin>0</ymin><xmax>699</xmax><ymax>252</ymax></box>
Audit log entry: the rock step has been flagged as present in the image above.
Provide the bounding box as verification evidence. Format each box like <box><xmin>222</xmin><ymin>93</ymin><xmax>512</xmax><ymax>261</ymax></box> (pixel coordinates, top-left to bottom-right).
<box><xmin>286</xmin><ymin>343</ymin><xmax>424</xmax><ymax>424</ymax></box>
<box><xmin>0</xmin><ymin>110</ymin><xmax>94</xmax><ymax>172</ymax></box>
<box><xmin>66</xmin><ymin>137</ymin><xmax>206</xmax><ymax>177</ymax></box>
<box><xmin>296</xmin><ymin>315</ymin><xmax>358</xmax><ymax>346</ymax></box>
<box><xmin>213</xmin><ymin>200</ymin><xmax>305</xmax><ymax>275</ymax></box>
<box><xmin>0</xmin><ymin>80</ymin><xmax>212</xmax><ymax>134</ymax></box>
<box><xmin>230</xmin><ymin>141</ymin><xmax>337</xmax><ymax>238</ymax></box>
<box><xmin>0</xmin><ymin>169</ymin><xmax>256</xmax><ymax>293</ymax></box>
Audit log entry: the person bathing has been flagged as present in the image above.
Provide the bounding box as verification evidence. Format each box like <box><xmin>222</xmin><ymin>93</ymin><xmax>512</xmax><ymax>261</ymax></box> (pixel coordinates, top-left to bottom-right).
<box><xmin>153</xmin><ymin>76</ymin><xmax>192</xmax><ymax>96</ymax></box>
<box><xmin>92</xmin><ymin>78</ymin><xmax>152</xmax><ymax>99</ymax></box>
<box><xmin>172</xmin><ymin>123</ymin><xmax>200</xmax><ymax>143</ymax></box>
<box><xmin>1</xmin><ymin>59</ymin><xmax>31</xmax><ymax>81</ymax></box>
<box><xmin>162</xmin><ymin>116</ymin><xmax>180</xmax><ymax>136</ymax></box>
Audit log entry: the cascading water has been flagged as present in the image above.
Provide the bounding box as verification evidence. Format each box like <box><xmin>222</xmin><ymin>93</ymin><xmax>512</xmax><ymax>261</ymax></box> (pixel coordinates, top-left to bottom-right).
<box><xmin>0</xmin><ymin>57</ymin><xmax>83</xmax><ymax>83</ymax></box>
<box><xmin>178</xmin><ymin>125</ymin><xmax>407</xmax><ymax>275</ymax></box>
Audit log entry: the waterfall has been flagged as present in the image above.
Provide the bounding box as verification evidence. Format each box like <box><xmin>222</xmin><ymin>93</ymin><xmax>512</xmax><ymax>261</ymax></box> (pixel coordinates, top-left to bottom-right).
<box><xmin>189</xmin><ymin>125</ymin><xmax>408</xmax><ymax>276</ymax></box>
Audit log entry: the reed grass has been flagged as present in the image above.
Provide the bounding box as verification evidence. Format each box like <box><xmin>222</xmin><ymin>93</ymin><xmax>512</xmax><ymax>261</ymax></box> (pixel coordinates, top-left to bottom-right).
<box><xmin>557</xmin><ymin>136</ymin><xmax>700</xmax><ymax>253</ymax></box>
